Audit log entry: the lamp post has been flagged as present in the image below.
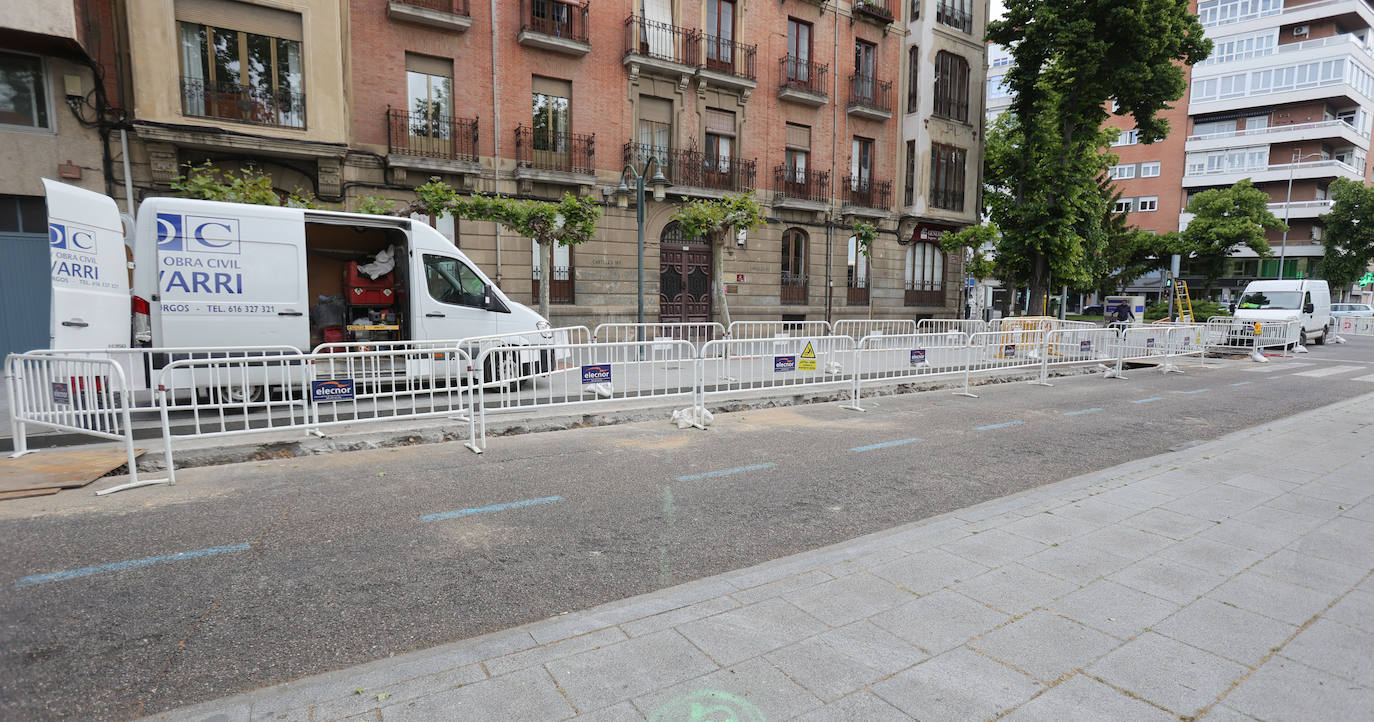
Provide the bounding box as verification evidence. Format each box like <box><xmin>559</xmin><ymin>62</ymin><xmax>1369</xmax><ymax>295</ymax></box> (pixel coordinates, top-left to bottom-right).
<box><xmin>614</xmin><ymin>157</ymin><xmax>671</xmax><ymax>330</ymax></box>
<box><xmin>1279</xmin><ymin>150</ymin><xmax>1326</xmax><ymax>279</ymax></box>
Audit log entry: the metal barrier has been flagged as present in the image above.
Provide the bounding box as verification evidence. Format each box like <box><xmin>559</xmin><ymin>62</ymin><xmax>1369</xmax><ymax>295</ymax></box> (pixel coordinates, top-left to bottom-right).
<box><xmin>698</xmin><ymin>335</ymin><xmax>856</xmax><ymax>406</ymax></box>
<box><xmin>1336</xmin><ymin>316</ymin><xmax>1374</xmax><ymax>336</ymax></box>
<box><xmin>31</xmin><ymin>346</ymin><xmax>303</xmax><ymax>408</ymax></box>
<box><xmin>1203</xmin><ymin>319</ymin><xmax>1299</xmax><ymax>357</ymax></box>
<box><xmin>593</xmin><ymin>322</ymin><xmax>724</xmax><ymax>352</ymax></box>
<box><xmin>992</xmin><ymin>317</ymin><xmax>1056</xmax><ymax>333</ymax></box>
<box><xmin>470</xmin><ymin>340</ymin><xmax>698</xmax><ymax>450</ymax></box>
<box><xmin>955</xmin><ymin>331</ymin><xmax>1046</xmax><ymax>397</ymax></box>
<box><xmin>312</xmin><ymin>326</ymin><xmax>591</xmax><ymax>356</ymax></box>
<box><xmin>6</xmin><ymin>352</ymin><xmax>165</xmax><ymax>495</ymax></box>
<box><xmin>726</xmin><ymin>320</ymin><xmax>832</xmax><ymax>340</ymax></box>
<box><xmin>1035</xmin><ymin>328</ymin><xmax>1121</xmax><ymax>385</ymax></box>
<box><xmin>849</xmin><ymin>332</ymin><xmax>969</xmax><ymax>409</ymax></box>
<box><xmin>916</xmin><ymin>319</ymin><xmax>989</xmax><ymax>335</ymax></box>
<box><xmin>1055</xmin><ymin>320</ymin><xmax>1101</xmax><ymax>330</ymax></box>
<box><xmin>832</xmin><ymin>319</ymin><xmax>918</xmax><ymax>342</ymax></box>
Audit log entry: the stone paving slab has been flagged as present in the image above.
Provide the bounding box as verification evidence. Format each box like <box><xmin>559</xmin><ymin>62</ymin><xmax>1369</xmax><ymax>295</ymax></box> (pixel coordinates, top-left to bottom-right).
<box><xmin>144</xmin><ymin>394</ymin><xmax>1374</xmax><ymax>722</ymax></box>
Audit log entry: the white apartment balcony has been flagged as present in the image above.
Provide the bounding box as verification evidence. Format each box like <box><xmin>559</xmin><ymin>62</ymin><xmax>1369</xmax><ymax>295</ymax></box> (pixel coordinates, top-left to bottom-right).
<box><xmin>1205</xmin><ymin>0</ymin><xmax>1374</xmax><ymax>39</ymax></box>
<box><xmin>1268</xmin><ymin>199</ymin><xmax>1336</xmax><ymax>219</ymax></box>
<box><xmin>1181</xmin><ymin>158</ymin><xmax>1365</xmax><ymax>187</ymax></box>
<box><xmin>1185</xmin><ymin>119</ymin><xmax>1369</xmax><ymax>152</ymax></box>
<box><xmin>1193</xmin><ymin>33</ymin><xmax>1374</xmax><ymax>80</ymax></box>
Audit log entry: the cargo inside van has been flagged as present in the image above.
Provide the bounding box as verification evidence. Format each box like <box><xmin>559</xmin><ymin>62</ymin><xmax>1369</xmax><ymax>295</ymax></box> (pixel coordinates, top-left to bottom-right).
<box><xmin>303</xmin><ymin>219</ymin><xmax>411</xmax><ymax>350</ymax></box>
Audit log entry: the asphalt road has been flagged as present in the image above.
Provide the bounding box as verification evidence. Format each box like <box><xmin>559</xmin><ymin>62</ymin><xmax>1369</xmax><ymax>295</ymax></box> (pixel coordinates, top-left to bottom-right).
<box><xmin>2</xmin><ymin>337</ymin><xmax>1373</xmax><ymax>720</ymax></box>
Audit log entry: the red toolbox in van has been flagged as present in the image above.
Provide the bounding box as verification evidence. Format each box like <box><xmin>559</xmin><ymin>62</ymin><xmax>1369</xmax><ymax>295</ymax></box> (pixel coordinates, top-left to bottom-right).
<box><xmin>345</xmin><ymin>263</ymin><xmax>394</xmax><ymax>306</ymax></box>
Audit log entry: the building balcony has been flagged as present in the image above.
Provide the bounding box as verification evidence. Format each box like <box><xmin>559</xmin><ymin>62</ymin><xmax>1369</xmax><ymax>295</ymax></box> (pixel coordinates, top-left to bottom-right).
<box><xmin>1181</xmin><ymin>158</ymin><xmax>1364</xmax><ymax>187</ymax></box>
<box><xmin>905</xmin><ymin>282</ymin><xmax>944</xmax><ymax>307</ymax></box>
<box><xmin>179</xmin><ymin>76</ymin><xmax>305</xmax><ymax>129</ymax></box>
<box><xmin>847</xmin><ymin>74</ymin><xmax>893</xmax><ymax>121</ymax></box>
<box><xmin>624</xmin><ymin>142</ymin><xmax>756</xmax><ymax>196</ymax></box>
<box><xmin>772</xmin><ymin>165</ymin><xmax>831</xmax><ymax>211</ymax></box>
<box><xmin>1268</xmin><ymin>199</ymin><xmax>1336</xmax><ymax>219</ymax></box>
<box><xmin>842</xmin><ymin>176</ymin><xmax>893</xmax><ymax>216</ymax></box>
<box><xmin>853</xmin><ymin>0</ymin><xmax>895</xmax><ymax>25</ymax></box>
<box><xmin>1189</xmin><ymin>62</ymin><xmax>1372</xmax><ymax>116</ymax></box>
<box><xmin>935</xmin><ymin>2</ymin><xmax>974</xmax><ymax>33</ymax></box>
<box><xmin>518</xmin><ymin>0</ymin><xmax>589</xmax><ymax>56</ymax></box>
<box><xmin>386</xmin><ymin>0</ymin><xmax>470</xmax><ymax>32</ymax></box>
<box><xmin>386</xmin><ymin>108</ymin><xmax>479</xmax><ymax>176</ymax></box>
<box><xmin>700</xmin><ymin>34</ymin><xmax>758</xmax><ymax>92</ymax></box>
<box><xmin>1185</xmin><ymin>119</ymin><xmax>1368</xmax><ymax>153</ymax></box>
<box><xmin>514</xmin><ymin>126</ymin><xmax>596</xmax><ymax>186</ymax></box>
<box><xmin>780</xmin><ymin>272</ymin><xmax>808</xmax><ymax>305</ymax></box>
<box><xmin>1203</xmin><ymin>0</ymin><xmax>1374</xmax><ymax>34</ymax></box>
<box><xmin>623</xmin><ymin>15</ymin><xmax>700</xmax><ymax>78</ymax></box>
<box><xmin>777</xmin><ymin>56</ymin><xmax>828</xmax><ymax>106</ymax></box>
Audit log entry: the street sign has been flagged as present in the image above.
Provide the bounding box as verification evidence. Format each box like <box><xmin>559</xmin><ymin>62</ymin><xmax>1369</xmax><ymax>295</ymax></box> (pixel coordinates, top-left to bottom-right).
<box><xmin>774</xmin><ymin>355</ymin><xmax>796</xmax><ymax>373</ymax></box>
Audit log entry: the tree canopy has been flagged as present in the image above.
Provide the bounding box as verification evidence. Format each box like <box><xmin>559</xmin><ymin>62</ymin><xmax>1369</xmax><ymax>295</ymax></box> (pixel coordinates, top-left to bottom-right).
<box><xmin>172</xmin><ymin>161</ymin><xmax>319</xmax><ymax>208</ymax></box>
<box><xmin>1319</xmin><ymin>177</ymin><xmax>1374</xmax><ymax>291</ymax></box>
<box><xmin>1180</xmin><ymin>179</ymin><xmax>1285</xmax><ymax>292</ymax></box>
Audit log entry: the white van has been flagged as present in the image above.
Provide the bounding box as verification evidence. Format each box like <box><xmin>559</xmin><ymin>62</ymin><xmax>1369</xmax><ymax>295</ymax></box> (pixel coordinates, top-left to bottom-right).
<box><xmin>1231</xmin><ymin>279</ymin><xmax>1332</xmax><ymax>345</ymax></box>
<box><xmin>44</xmin><ymin>179</ymin><xmax>552</xmax><ymax>362</ymax></box>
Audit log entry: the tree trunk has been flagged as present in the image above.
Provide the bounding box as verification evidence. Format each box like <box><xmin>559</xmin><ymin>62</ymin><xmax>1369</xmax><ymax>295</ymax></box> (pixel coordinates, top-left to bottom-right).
<box><xmin>1027</xmin><ymin>252</ymin><xmax>1050</xmax><ymax>316</ymax></box>
<box><xmin>538</xmin><ymin>239</ymin><xmax>552</xmax><ymax>321</ymax></box>
<box><xmin>713</xmin><ymin>232</ymin><xmax>732</xmax><ymax>328</ymax></box>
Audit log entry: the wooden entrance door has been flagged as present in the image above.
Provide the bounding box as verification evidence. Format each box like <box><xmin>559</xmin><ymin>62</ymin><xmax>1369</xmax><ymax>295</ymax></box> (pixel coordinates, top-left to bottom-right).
<box><xmin>658</xmin><ymin>221</ymin><xmax>713</xmax><ymax>323</ymax></box>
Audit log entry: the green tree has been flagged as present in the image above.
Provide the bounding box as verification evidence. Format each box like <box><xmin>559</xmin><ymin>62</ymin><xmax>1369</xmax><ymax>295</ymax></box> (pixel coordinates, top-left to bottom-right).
<box><xmin>401</xmin><ymin>178</ymin><xmax>602</xmax><ymax>320</ymax></box>
<box><xmin>983</xmin><ymin>0</ymin><xmax>1209</xmax><ymax>314</ymax></box>
<box><xmin>1180</xmin><ymin>179</ymin><xmax>1286</xmax><ymax>294</ymax></box>
<box><xmin>171</xmin><ymin>161</ymin><xmax>320</xmax><ymax>208</ymax></box>
<box><xmin>1319</xmin><ymin>177</ymin><xmax>1374</xmax><ymax>292</ymax></box>
<box><xmin>851</xmin><ymin>222</ymin><xmax>879</xmax><ymax>318</ymax></box>
<box><xmin>670</xmin><ymin>193</ymin><xmax>766</xmax><ymax>327</ymax></box>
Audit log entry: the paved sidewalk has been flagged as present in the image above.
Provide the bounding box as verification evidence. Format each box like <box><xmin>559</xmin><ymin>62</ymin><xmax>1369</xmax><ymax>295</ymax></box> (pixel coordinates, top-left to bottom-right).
<box><xmin>148</xmin><ymin>395</ymin><xmax>1374</xmax><ymax>722</ymax></box>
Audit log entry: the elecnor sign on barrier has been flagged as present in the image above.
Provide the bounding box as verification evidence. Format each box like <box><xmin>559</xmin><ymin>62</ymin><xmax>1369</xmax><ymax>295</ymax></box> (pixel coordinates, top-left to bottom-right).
<box><xmin>1080</xmin><ymin>340</ymin><xmax>1092</xmax><ymax>353</ymax></box>
<box><xmin>51</xmin><ymin>382</ymin><xmax>69</xmax><ymax>405</ymax></box>
<box><xmin>774</xmin><ymin>355</ymin><xmax>797</xmax><ymax>372</ymax></box>
<box><xmin>910</xmin><ymin>349</ymin><xmax>927</xmax><ymax>365</ymax></box>
<box><xmin>581</xmin><ymin>364</ymin><xmax>612</xmax><ymax>384</ymax></box>
<box><xmin>311</xmin><ymin>379</ymin><xmax>356</xmax><ymax>403</ymax></box>
<box><xmin>1003</xmin><ymin>344</ymin><xmax>1017</xmax><ymax>357</ymax></box>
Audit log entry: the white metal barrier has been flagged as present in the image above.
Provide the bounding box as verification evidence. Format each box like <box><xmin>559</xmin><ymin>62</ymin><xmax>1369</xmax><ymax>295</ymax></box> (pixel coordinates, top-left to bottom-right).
<box><xmin>470</xmin><ymin>340</ymin><xmax>698</xmax><ymax>450</ymax></box>
<box><xmin>1336</xmin><ymin>316</ymin><xmax>1374</xmax><ymax>336</ymax></box>
<box><xmin>849</xmin><ymin>332</ymin><xmax>969</xmax><ymax>409</ymax></box>
<box><xmin>954</xmin><ymin>331</ymin><xmax>1046</xmax><ymax>397</ymax></box>
<box><xmin>727</xmin><ymin>320</ymin><xmax>832</xmax><ymax>340</ymax></box>
<box><xmin>593</xmin><ymin>322</ymin><xmax>725</xmax><ymax>352</ymax></box>
<box><xmin>698</xmin><ymin>335</ymin><xmax>856</xmax><ymax>406</ymax></box>
<box><xmin>1203</xmin><ymin>319</ymin><xmax>1299</xmax><ymax>357</ymax></box>
<box><xmin>916</xmin><ymin>319</ymin><xmax>989</xmax><ymax>335</ymax></box>
<box><xmin>832</xmin><ymin>319</ymin><xmax>918</xmax><ymax>341</ymax></box>
<box><xmin>31</xmin><ymin>346</ymin><xmax>303</xmax><ymax>408</ymax></box>
<box><xmin>6</xmin><ymin>353</ymin><xmax>166</xmax><ymax>495</ymax></box>
<box><xmin>1035</xmin><ymin>328</ymin><xmax>1121</xmax><ymax>384</ymax></box>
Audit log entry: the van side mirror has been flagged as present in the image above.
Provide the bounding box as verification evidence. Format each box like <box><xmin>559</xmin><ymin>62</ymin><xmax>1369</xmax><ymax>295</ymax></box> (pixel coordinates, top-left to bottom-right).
<box><xmin>1229</xmin><ymin>303</ymin><xmax>1236</xmax><ymax>313</ymax></box>
<box><xmin>1304</xmin><ymin>302</ymin><xmax>1315</xmax><ymax>314</ymax></box>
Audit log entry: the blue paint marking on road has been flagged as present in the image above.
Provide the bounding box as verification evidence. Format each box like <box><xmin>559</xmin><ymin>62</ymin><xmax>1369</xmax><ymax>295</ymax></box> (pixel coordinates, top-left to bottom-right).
<box><xmin>13</xmin><ymin>542</ymin><xmax>251</xmax><ymax>589</ymax></box>
<box><xmin>1063</xmin><ymin>408</ymin><xmax>1102</xmax><ymax>416</ymax></box>
<box><xmin>975</xmin><ymin>420</ymin><xmax>1024</xmax><ymax>431</ymax></box>
<box><xmin>851</xmin><ymin>438</ymin><xmax>922</xmax><ymax>452</ymax></box>
<box><xmin>1178</xmin><ymin>388</ymin><xmax>1210</xmax><ymax>394</ymax></box>
<box><xmin>676</xmin><ymin>463</ymin><xmax>777</xmax><ymax>482</ymax></box>
<box><xmin>1131</xmin><ymin>397</ymin><xmax>1163</xmax><ymax>404</ymax></box>
<box><xmin>421</xmin><ymin>496</ymin><xmax>564</xmax><ymax>522</ymax></box>
<box><xmin>1230</xmin><ymin>381</ymin><xmax>1253</xmax><ymax>387</ymax></box>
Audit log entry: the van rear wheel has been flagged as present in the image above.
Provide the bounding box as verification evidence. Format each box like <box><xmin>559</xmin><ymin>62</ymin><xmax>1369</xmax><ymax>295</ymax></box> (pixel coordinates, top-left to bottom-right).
<box><xmin>1314</xmin><ymin>325</ymin><xmax>1328</xmax><ymax>345</ymax></box>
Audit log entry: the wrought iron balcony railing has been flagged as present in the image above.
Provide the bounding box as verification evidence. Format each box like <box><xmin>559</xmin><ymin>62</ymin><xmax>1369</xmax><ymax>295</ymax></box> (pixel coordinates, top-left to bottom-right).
<box><xmin>532</xmin><ymin>265</ymin><xmax>574</xmax><ymax>304</ymax></box>
<box><xmin>387</xmin><ymin>108</ymin><xmax>478</xmax><ymax>162</ymax></box>
<box><xmin>773</xmin><ymin>165</ymin><xmax>830</xmax><ymax>204</ymax></box>
<box><xmin>392</xmin><ymin>0</ymin><xmax>469</xmax><ymax>15</ymax></box>
<box><xmin>624</xmin><ymin>142</ymin><xmax>757</xmax><ymax>192</ymax></box>
<box><xmin>516</xmin><ymin>125</ymin><xmax>596</xmax><ymax>175</ymax></box>
<box><xmin>779</xmin><ymin>56</ymin><xmax>828</xmax><ymax>96</ymax></box>
<box><xmin>703</xmin><ymin>34</ymin><xmax>757</xmax><ymax>80</ymax></box>
<box><xmin>843</xmin><ymin>176</ymin><xmax>892</xmax><ymax>210</ymax></box>
<box><xmin>780</xmin><ymin>271</ymin><xmax>808</xmax><ymax>305</ymax></box>
<box><xmin>624</xmin><ymin>15</ymin><xmax>700</xmax><ymax>66</ymax></box>
<box><xmin>180</xmin><ymin>76</ymin><xmax>305</xmax><ymax>128</ymax></box>
<box><xmin>848</xmin><ymin>73</ymin><xmax>893</xmax><ymax>115</ymax></box>
<box><xmin>521</xmin><ymin>0</ymin><xmax>588</xmax><ymax>43</ymax></box>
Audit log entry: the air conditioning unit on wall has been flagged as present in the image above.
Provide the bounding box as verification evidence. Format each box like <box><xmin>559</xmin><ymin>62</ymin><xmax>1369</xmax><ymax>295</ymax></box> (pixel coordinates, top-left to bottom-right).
<box><xmin>1293</xmin><ymin>25</ymin><xmax>1309</xmax><ymax>37</ymax></box>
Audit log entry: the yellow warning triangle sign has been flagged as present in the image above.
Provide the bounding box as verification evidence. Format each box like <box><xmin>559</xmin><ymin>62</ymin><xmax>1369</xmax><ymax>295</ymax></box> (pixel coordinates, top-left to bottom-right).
<box><xmin>800</xmin><ymin>342</ymin><xmax>816</xmax><ymax>359</ymax></box>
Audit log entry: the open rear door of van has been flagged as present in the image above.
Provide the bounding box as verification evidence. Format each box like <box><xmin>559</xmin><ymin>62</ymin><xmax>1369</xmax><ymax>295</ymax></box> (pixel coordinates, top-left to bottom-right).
<box><xmin>43</xmin><ymin>179</ymin><xmax>130</xmax><ymax>351</ymax></box>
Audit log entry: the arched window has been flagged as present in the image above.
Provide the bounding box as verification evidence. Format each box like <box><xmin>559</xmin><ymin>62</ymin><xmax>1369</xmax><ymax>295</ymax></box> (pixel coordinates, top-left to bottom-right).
<box><xmin>847</xmin><ymin>235</ymin><xmax>869</xmax><ymax>305</ymax></box>
<box><xmin>905</xmin><ymin>242</ymin><xmax>945</xmax><ymax>306</ymax></box>
<box><xmin>781</xmin><ymin>228</ymin><xmax>808</xmax><ymax>305</ymax></box>
<box><xmin>933</xmin><ymin>51</ymin><xmax>970</xmax><ymax>122</ymax></box>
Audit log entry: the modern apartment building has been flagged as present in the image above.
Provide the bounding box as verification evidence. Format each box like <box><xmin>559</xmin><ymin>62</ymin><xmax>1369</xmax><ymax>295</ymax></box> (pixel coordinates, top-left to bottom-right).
<box><xmin>1107</xmin><ymin>0</ymin><xmax>1374</xmax><ymax>301</ymax></box>
<box><xmin>70</xmin><ymin>0</ymin><xmax>986</xmax><ymax>328</ymax></box>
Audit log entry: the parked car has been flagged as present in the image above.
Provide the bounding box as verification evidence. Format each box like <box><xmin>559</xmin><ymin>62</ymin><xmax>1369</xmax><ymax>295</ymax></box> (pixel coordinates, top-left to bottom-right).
<box><xmin>1331</xmin><ymin>303</ymin><xmax>1374</xmax><ymax>317</ymax></box>
<box><xmin>1081</xmin><ymin>304</ymin><xmax>1104</xmax><ymax>315</ymax></box>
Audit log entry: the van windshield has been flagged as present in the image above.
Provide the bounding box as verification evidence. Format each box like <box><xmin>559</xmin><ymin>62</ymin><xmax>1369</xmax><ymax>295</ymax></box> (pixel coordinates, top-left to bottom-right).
<box><xmin>1238</xmin><ymin>291</ymin><xmax>1302</xmax><ymax>310</ymax></box>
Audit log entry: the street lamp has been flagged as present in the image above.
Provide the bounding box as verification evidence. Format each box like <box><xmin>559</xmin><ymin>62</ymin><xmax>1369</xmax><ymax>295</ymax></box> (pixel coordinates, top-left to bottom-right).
<box><xmin>614</xmin><ymin>157</ymin><xmax>670</xmax><ymax>327</ymax></box>
<box><xmin>1279</xmin><ymin>150</ymin><xmax>1326</xmax><ymax>279</ymax></box>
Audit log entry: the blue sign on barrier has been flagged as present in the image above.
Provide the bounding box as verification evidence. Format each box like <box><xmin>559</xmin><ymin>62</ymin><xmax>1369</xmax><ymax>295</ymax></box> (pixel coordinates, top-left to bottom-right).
<box><xmin>581</xmin><ymin>364</ymin><xmax>612</xmax><ymax>384</ymax></box>
<box><xmin>1146</xmin><ymin>337</ymin><xmax>1157</xmax><ymax>349</ymax></box>
<box><xmin>910</xmin><ymin>349</ymin><xmax>927</xmax><ymax>365</ymax></box>
<box><xmin>1080</xmin><ymin>340</ymin><xmax>1092</xmax><ymax>353</ymax></box>
<box><xmin>774</xmin><ymin>355</ymin><xmax>797</xmax><ymax>372</ymax></box>
<box><xmin>311</xmin><ymin>379</ymin><xmax>355</xmax><ymax>403</ymax></box>
<box><xmin>51</xmin><ymin>382</ymin><xmax>69</xmax><ymax>405</ymax></box>
<box><xmin>1003</xmin><ymin>344</ymin><xmax>1016</xmax><ymax>357</ymax></box>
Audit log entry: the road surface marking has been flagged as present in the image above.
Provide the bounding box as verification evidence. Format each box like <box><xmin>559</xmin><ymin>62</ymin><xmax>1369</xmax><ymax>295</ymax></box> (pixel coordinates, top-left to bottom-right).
<box><xmin>1292</xmin><ymin>365</ymin><xmax>1365</xmax><ymax>378</ymax></box>
<box><xmin>1355</xmin><ymin>374</ymin><xmax>1374</xmax><ymax>383</ymax></box>
<box><xmin>676</xmin><ymin>463</ymin><xmax>777</xmax><ymax>482</ymax></box>
<box><xmin>1230</xmin><ymin>381</ymin><xmax>1252</xmax><ymax>386</ymax></box>
<box><xmin>1176</xmin><ymin>388</ymin><xmax>1210</xmax><ymax>394</ymax></box>
<box><xmin>975</xmin><ymin>420</ymin><xmax>1024</xmax><ymax>431</ymax></box>
<box><xmin>851</xmin><ymin>438</ymin><xmax>921</xmax><ymax>452</ymax></box>
<box><xmin>420</xmin><ymin>496</ymin><xmax>564</xmax><ymax>522</ymax></box>
<box><xmin>1242</xmin><ymin>363</ymin><xmax>1311</xmax><ymax>373</ymax></box>
<box><xmin>13</xmin><ymin>542</ymin><xmax>251</xmax><ymax>588</ymax></box>
<box><xmin>1131</xmin><ymin>397</ymin><xmax>1163</xmax><ymax>404</ymax></box>
<box><xmin>1063</xmin><ymin>408</ymin><xmax>1102</xmax><ymax>416</ymax></box>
